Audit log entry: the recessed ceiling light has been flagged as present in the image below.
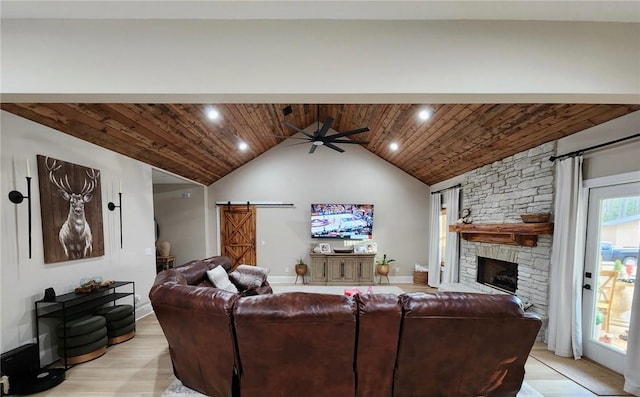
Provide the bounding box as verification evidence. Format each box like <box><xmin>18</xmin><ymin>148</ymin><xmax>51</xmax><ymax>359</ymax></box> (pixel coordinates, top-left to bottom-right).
<box><xmin>207</xmin><ymin>108</ymin><xmax>220</xmax><ymax>120</ymax></box>
<box><xmin>418</xmin><ymin>108</ymin><xmax>432</xmax><ymax>121</ymax></box>
<box><xmin>238</xmin><ymin>141</ymin><xmax>248</xmax><ymax>151</ymax></box>
<box><xmin>390</xmin><ymin>142</ymin><xmax>399</xmax><ymax>151</ymax></box>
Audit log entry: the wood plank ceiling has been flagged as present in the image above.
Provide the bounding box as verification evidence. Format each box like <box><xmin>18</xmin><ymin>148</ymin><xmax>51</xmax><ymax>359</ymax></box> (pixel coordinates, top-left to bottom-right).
<box><xmin>1</xmin><ymin>103</ymin><xmax>639</xmax><ymax>186</ymax></box>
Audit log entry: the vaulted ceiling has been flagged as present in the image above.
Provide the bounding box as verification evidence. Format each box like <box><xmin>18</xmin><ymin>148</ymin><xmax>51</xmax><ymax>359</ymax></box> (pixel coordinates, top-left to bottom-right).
<box><xmin>2</xmin><ymin>102</ymin><xmax>639</xmax><ymax>186</ymax></box>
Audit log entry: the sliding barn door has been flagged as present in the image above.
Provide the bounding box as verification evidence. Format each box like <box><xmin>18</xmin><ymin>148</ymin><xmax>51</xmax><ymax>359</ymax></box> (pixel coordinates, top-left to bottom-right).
<box><xmin>220</xmin><ymin>204</ymin><xmax>257</xmax><ymax>269</ymax></box>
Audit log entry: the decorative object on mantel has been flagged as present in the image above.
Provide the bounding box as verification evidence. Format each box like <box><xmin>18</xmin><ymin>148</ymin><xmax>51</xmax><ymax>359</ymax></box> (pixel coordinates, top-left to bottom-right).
<box><xmin>521</xmin><ymin>213</ymin><xmax>551</xmax><ymax>223</ymax></box>
<box><xmin>7</xmin><ymin>158</ymin><xmax>33</xmax><ymax>258</ymax></box>
<box><xmin>449</xmin><ymin>223</ymin><xmax>554</xmax><ymax>247</ymax></box>
<box><xmin>457</xmin><ymin>208</ymin><xmax>472</xmax><ymax>224</ymax></box>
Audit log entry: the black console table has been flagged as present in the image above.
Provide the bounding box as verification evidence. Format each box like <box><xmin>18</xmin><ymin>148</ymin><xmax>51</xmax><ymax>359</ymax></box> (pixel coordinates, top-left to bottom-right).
<box><xmin>34</xmin><ymin>281</ymin><xmax>135</xmax><ymax>369</ymax></box>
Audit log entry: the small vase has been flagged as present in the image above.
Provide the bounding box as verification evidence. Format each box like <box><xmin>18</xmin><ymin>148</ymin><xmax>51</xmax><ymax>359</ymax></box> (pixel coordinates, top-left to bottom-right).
<box><xmin>157</xmin><ymin>241</ymin><xmax>171</xmax><ymax>257</ymax></box>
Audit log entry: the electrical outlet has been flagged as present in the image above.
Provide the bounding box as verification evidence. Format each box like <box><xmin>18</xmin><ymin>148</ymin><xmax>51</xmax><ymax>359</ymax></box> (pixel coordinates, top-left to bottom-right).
<box><xmin>135</xmin><ymin>295</ymin><xmax>141</xmax><ymax>304</ymax></box>
<box><xmin>284</xmin><ymin>267</ymin><xmax>289</xmax><ymax>273</ymax></box>
<box><xmin>144</xmin><ymin>248</ymin><xmax>153</xmax><ymax>256</ymax></box>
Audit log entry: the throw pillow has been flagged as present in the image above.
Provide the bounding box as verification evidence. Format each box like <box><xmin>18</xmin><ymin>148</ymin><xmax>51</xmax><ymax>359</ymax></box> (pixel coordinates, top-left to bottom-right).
<box><xmin>235</xmin><ymin>264</ymin><xmax>270</xmax><ymax>282</ymax></box>
<box><xmin>206</xmin><ymin>266</ymin><xmax>238</xmax><ymax>293</ymax></box>
<box><xmin>229</xmin><ymin>271</ymin><xmax>263</xmax><ymax>290</ymax></box>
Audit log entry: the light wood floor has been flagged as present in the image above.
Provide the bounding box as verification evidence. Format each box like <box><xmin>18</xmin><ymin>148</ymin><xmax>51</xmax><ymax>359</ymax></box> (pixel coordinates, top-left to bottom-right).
<box><xmin>29</xmin><ymin>283</ymin><xmax>629</xmax><ymax>397</ymax></box>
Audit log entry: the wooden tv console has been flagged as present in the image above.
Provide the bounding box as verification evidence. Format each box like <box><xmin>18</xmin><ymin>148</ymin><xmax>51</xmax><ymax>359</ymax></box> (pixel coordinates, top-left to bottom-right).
<box><xmin>309</xmin><ymin>253</ymin><xmax>376</xmax><ymax>285</ymax></box>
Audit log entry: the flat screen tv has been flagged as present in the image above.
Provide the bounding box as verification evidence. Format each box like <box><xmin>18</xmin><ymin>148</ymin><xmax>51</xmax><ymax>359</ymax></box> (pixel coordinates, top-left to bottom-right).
<box><xmin>311</xmin><ymin>204</ymin><xmax>374</xmax><ymax>240</ymax></box>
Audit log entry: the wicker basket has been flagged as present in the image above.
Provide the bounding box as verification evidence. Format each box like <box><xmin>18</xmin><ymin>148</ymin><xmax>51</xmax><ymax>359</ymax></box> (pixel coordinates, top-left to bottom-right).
<box><xmin>413</xmin><ymin>271</ymin><xmax>428</xmax><ymax>285</ymax></box>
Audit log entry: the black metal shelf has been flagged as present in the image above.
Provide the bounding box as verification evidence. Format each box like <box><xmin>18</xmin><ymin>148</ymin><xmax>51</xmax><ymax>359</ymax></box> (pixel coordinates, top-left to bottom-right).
<box><xmin>37</xmin><ymin>292</ymin><xmax>133</xmax><ymax>318</ymax></box>
<box><xmin>35</xmin><ymin>281</ymin><xmax>135</xmax><ymax>370</ymax></box>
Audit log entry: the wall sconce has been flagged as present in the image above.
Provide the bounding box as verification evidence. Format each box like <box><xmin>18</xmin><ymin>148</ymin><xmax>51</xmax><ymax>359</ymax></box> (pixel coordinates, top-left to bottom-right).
<box><xmin>108</xmin><ymin>191</ymin><xmax>123</xmax><ymax>249</ymax></box>
<box><xmin>8</xmin><ymin>171</ymin><xmax>32</xmax><ymax>258</ymax></box>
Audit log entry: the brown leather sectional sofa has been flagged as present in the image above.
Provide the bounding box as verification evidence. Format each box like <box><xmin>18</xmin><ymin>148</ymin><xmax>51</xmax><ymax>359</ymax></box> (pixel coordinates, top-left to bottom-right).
<box><xmin>150</xmin><ymin>256</ymin><xmax>542</xmax><ymax>397</ymax></box>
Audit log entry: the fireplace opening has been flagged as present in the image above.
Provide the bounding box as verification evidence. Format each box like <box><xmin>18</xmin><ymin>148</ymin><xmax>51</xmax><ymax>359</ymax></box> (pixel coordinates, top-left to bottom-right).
<box><xmin>477</xmin><ymin>256</ymin><xmax>518</xmax><ymax>293</ymax></box>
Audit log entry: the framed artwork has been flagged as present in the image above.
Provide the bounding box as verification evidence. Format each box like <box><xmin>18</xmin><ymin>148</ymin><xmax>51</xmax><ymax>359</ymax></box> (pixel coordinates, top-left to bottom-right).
<box><xmin>37</xmin><ymin>155</ymin><xmax>104</xmax><ymax>264</ymax></box>
<box><xmin>319</xmin><ymin>243</ymin><xmax>331</xmax><ymax>253</ymax></box>
<box><xmin>366</xmin><ymin>242</ymin><xmax>378</xmax><ymax>253</ymax></box>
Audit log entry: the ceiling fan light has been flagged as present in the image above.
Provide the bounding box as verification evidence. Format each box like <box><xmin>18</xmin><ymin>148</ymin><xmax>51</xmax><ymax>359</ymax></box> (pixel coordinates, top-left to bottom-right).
<box><xmin>390</xmin><ymin>142</ymin><xmax>399</xmax><ymax>151</ymax></box>
<box><xmin>312</xmin><ymin>141</ymin><xmax>324</xmax><ymax>146</ymax></box>
<box><xmin>238</xmin><ymin>141</ymin><xmax>248</xmax><ymax>151</ymax></box>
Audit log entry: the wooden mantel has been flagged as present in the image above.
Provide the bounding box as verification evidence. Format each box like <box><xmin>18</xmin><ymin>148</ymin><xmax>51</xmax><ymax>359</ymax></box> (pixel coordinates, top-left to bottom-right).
<box><xmin>449</xmin><ymin>223</ymin><xmax>554</xmax><ymax>247</ymax></box>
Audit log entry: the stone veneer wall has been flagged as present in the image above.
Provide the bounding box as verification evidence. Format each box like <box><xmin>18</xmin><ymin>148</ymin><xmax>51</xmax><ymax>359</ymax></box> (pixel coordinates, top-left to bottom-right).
<box><xmin>459</xmin><ymin>141</ymin><xmax>556</xmax><ymax>321</ymax></box>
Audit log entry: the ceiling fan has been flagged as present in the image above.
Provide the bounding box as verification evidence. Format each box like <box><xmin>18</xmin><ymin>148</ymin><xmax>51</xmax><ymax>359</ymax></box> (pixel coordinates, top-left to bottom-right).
<box><xmin>278</xmin><ymin>105</ymin><xmax>370</xmax><ymax>154</ymax></box>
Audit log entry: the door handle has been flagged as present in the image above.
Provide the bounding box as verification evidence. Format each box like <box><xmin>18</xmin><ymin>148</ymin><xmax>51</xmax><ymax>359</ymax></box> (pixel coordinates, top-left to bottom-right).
<box><xmin>583</xmin><ymin>284</ymin><xmax>591</xmax><ymax>290</ymax></box>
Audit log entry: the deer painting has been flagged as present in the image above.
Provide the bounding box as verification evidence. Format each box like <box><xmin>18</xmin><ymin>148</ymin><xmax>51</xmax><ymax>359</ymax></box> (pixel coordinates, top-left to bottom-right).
<box><xmin>39</xmin><ymin>156</ymin><xmax>104</xmax><ymax>262</ymax></box>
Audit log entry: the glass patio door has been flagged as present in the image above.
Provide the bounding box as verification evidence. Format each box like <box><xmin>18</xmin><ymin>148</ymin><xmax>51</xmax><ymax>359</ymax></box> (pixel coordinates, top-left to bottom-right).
<box><xmin>582</xmin><ymin>182</ymin><xmax>639</xmax><ymax>373</ymax></box>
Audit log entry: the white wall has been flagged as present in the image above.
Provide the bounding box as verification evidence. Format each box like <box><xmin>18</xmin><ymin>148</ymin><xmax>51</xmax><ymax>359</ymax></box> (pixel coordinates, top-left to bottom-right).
<box><xmin>153</xmin><ymin>183</ymin><xmax>207</xmax><ymax>265</ymax></box>
<box><xmin>2</xmin><ymin>19</ymin><xmax>638</xmax><ymax>103</ymax></box>
<box><xmin>1</xmin><ymin>111</ymin><xmax>157</xmax><ymax>362</ymax></box>
<box><xmin>209</xmin><ymin>136</ymin><xmax>430</xmax><ymax>279</ymax></box>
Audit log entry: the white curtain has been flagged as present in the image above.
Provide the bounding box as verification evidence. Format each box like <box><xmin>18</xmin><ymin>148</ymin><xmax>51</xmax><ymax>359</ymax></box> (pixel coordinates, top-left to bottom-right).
<box><xmin>428</xmin><ymin>193</ymin><xmax>442</xmax><ymax>288</ymax></box>
<box><xmin>442</xmin><ymin>187</ymin><xmax>460</xmax><ymax>284</ymax></box>
<box><xmin>547</xmin><ymin>155</ymin><xmax>585</xmax><ymax>358</ymax></box>
<box><xmin>624</xmin><ymin>278</ymin><xmax>640</xmax><ymax>395</ymax></box>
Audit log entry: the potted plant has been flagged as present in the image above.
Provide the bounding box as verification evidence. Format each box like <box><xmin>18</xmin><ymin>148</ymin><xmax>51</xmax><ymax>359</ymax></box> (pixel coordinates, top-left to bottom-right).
<box><xmin>294</xmin><ymin>257</ymin><xmax>308</xmax><ymax>276</ymax></box>
<box><xmin>376</xmin><ymin>254</ymin><xmax>395</xmax><ymax>276</ymax></box>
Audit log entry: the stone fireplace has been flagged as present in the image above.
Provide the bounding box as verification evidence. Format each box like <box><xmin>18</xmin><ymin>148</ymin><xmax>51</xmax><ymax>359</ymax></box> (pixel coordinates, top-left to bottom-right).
<box><xmin>477</xmin><ymin>256</ymin><xmax>518</xmax><ymax>293</ymax></box>
<box><xmin>454</xmin><ymin>141</ymin><xmax>555</xmax><ymax>336</ymax></box>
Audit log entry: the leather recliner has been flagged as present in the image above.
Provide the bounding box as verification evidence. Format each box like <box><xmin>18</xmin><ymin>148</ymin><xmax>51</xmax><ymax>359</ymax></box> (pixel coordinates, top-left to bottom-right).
<box><xmin>234</xmin><ymin>292</ymin><xmax>358</xmax><ymax>397</ymax></box>
<box><xmin>393</xmin><ymin>292</ymin><xmax>542</xmax><ymax>397</ymax></box>
<box><xmin>150</xmin><ymin>256</ymin><xmax>273</xmax><ymax>397</ymax></box>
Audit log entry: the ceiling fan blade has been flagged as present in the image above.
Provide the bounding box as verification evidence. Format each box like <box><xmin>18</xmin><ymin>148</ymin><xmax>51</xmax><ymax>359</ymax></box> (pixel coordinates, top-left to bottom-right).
<box><xmin>324</xmin><ymin>142</ymin><xmax>345</xmax><ymax>153</ymax></box>
<box><xmin>327</xmin><ymin>127</ymin><xmax>370</xmax><ymax>139</ymax></box>
<box><xmin>284</xmin><ymin>141</ymin><xmax>314</xmax><ymax>147</ymax></box>
<box><xmin>283</xmin><ymin>121</ymin><xmax>315</xmax><ymax>139</ymax></box>
<box><xmin>309</xmin><ymin>144</ymin><xmax>319</xmax><ymax>154</ymax></box>
<box><xmin>317</xmin><ymin>117</ymin><xmax>334</xmax><ymax>138</ymax></box>
<box><xmin>273</xmin><ymin>135</ymin><xmax>312</xmax><ymax>140</ymax></box>
<box><xmin>330</xmin><ymin>139</ymin><xmax>370</xmax><ymax>144</ymax></box>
